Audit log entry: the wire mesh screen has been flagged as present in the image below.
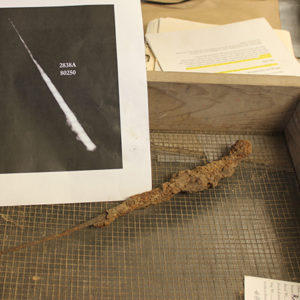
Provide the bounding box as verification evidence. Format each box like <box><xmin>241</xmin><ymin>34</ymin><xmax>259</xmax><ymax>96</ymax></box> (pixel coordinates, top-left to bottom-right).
<box><xmin>0</xmin><ymin>131</ymin><xmax>299</xmax><ymax>299</ymax></box>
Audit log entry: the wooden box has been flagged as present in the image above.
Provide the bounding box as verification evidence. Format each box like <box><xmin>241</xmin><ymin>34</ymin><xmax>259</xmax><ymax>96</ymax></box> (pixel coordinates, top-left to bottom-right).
<box><xmin>142</xmin><ymin>0</ymin><xmax>299</xmax><ymax>180</ymax></box>
<box><xmin>147</xmin><ymin>71</ymin><xmax>300</xmax><ymax>180</ymax></box>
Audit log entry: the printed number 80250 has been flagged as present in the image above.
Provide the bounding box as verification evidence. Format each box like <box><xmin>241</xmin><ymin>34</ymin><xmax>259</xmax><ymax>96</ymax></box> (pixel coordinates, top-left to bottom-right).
<box><xmin>60</xmin><ymin>70</ymin><xmax>76</xmax><ymax>76</ymax></box>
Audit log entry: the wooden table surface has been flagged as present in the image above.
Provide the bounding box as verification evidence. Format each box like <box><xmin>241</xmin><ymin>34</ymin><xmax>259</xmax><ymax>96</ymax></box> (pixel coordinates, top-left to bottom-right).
<box><xmin>142</xmin><ymin>0</ymin><xmax>281</xmax><ymax>30</ymax></box>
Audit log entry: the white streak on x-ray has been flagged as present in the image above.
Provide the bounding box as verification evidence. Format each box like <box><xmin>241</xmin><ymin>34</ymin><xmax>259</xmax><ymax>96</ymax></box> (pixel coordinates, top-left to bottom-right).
<box><xmin>9</xmin><ymin>18</ymin><xmax>97</xmax><ymax>152</ymax></box>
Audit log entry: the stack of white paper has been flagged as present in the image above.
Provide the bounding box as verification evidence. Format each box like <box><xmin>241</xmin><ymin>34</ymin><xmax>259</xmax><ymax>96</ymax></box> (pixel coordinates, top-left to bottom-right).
<box><xmin>146</xmin><ymin>18</ymin><xmax>300</xmax><ymax>76</ymax></box>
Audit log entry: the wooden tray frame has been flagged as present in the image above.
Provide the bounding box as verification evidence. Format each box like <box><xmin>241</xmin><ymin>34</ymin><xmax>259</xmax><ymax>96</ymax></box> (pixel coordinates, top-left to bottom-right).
<box><xmin>147</xmin><ymin>71</ymin><xmax>300</xmax><ymax>179</ymax></box>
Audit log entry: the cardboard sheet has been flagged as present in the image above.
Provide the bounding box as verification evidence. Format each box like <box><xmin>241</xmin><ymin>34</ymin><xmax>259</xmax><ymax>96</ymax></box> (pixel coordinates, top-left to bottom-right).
<box><xmin>142</xmin><ymin>0</ymin><xmax>281</xmax><ymax>30</ymax></box>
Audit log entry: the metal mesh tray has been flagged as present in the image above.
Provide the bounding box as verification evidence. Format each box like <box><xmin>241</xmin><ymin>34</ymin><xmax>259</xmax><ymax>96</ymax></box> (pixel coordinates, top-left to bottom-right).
<box><xmin>0</xmin><ymin>131</ymin><xmax>299</xmax><ymax>299</ymax></box>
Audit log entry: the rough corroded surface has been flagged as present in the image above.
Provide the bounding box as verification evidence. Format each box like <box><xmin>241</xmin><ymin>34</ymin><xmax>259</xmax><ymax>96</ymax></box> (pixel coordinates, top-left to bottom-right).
<box><xmin>93</xmin><ymin>140</ymin><xmax>252</xmax><ymax>227</ymax></box>
<box><xmin>0</xmin><ymin>140</ymin><xmax>252</xmax><ymax>256</ymax></box>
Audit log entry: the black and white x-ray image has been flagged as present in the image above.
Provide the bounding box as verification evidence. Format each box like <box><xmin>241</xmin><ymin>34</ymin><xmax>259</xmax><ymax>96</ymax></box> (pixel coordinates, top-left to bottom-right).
<box><xmin>0</xmin><ymin>5</ymin><xmax>122</xmax><ymax>173</ymax></box>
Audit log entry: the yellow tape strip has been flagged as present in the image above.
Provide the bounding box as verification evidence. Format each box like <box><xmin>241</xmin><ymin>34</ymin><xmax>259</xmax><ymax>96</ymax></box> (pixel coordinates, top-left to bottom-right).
<box><xmin>186</xmin><ymin>53</ymin><xmax>272</xmax><ymax>70</ymax></box>
<box><xmin>218</xmin><ymin>63</ymin><xmax>278</xmax><ymax>73</ymax></box>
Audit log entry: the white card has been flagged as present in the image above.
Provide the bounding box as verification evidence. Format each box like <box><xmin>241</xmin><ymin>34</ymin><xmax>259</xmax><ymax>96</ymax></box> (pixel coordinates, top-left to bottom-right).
<box><xmin>0</xmin><ymin>0</ymin><xmax>151</xmax><ymax>205</ymax></box>
<box><xmin>245</xmin><ymin>276</ymin><xmax>300</xmax><ymax>300</ymax></box>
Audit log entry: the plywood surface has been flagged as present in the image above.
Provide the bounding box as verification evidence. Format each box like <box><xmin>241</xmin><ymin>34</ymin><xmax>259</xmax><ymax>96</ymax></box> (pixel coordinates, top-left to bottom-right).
<box><xmin>142</xmin><ymin>0</ymin><xmax>281</xmax><ymax>30</ymax></box>
<box><xmin>147</xmin><ymin>72</ymin><xmax>300</xmax><ymax>132</ymax></box>
<box><xmin>285</xmin><ymin>102</ymin><xmax>300</xmax><ymax>180</ymax></box>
